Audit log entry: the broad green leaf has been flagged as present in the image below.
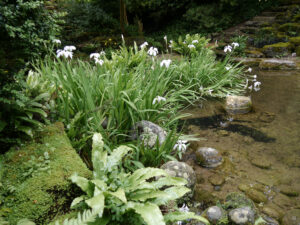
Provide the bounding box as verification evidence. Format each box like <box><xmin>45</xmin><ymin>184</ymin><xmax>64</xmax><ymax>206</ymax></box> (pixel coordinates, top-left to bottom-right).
<box><xmin>26</xmin><ymin>108</ymin><xmax>47</xmax><ymax>118</ymax></box>
<box><xmin>130</xmin><ymin>189</ymin><xmax>169</xmax><ymax>202</ymax></box>
<box><xmin>70</xmin><ymin>174</ymin><xmax>92</xmax><ymax>196</ymax></box>
<box><xmin>17</xmin><ymin>219</ymin><xmax>36</xmax><ymax>225</ymax></box>
<box><xmin>151</xmin><ymin>176</ymin><xmax>187</xmax><ymax>189</ymax></box>
<box><xmin>106</xmin><ymin>188</ymin><xmax>127</xmax><ymax>203</ymax></box>
<box><xmin>17</xmin><ymin>126</ymin><xmax>33</xmax><ymax>137</ymax></box>
<box><xmin>106</xmin><ymin>145</ymin><xmax>131</xmax><ymax>172</ymax></box>
<box><xmin>164</xmin><ymin>211</ymin><xmax>209</xmax><ymax>225</ymax></box>
<box><xmin>91</xmin><ymin>179</ymin><xmax>107</xmax><ymax>191</ymax></box>
<box><xmin>85</xmin><ymin>192</ymin><xmax>105</xmax><ymax>217</ymax></box>
<box><xmin>127</xmin><ymin>202</ymin><xmax>165</xmax><ymax>225</ymax></box>
<box><xmin>92</xmin><ymin>133</ymin><xmax>107</xmax><ymax>179</ymax></box>
<box><xmin>0</xmin><ymin>120</ymin><xmax>7</xmax><ymax>132</ymax></box>
<box><xmin>71</xmin><ymin>195</ymin><xmax>86</xmax><ymax>208</ymax></box>
<box><xmin>126</xmin><ymin>168</ymin><xmax>167</xmax><ymax>191</ymax></box>
<box><xmin>153</xmin><ymin>186</ymin><xmax>190</xmax><ymax>205</ymax></box>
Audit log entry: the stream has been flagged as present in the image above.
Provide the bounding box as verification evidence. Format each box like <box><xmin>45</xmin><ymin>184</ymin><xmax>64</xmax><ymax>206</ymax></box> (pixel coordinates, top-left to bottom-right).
<box><xmin>181</xmin><ymin>69</ymin><xmax>300</xmax><ymax>217</ymax></box>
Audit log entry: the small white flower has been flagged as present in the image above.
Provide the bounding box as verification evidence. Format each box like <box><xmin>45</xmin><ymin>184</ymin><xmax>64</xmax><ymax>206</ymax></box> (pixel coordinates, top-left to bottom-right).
<box><xmin>199</xmin><ymin>86</ymin><xmax>204</xmax><ymax>91</ymax></box>
<box><xmin>95</xmin><ymin>59</ymin><xmax>104</xmax><ymax>66</ymax></box>
<box><xmin>225</xmin><ymin>65</ymin><xmax>232</xmax><ymax>71</ymax></box>
<box><xmin>56</xmin><ymin>49</ymin><xmax>73</xmax><ymax>59</ymax></box>
<box><xmin>160</xmin><ymin>59</ymin><xmax>172</xmax><ymax>68</ymax></box>
<box><xmin>147</xmin><ymin>47</ymin><xmax>158</xmax><ymax>56</ymax></box>
<box><xmin>292</xmin><ymin>52</ymin><xmax>297</xmax><ymax>57</ymax></box>
<box><xmin>173</xmin><ymin>140</ymin><xmax>188</xmax><ymax>152</ymax></box>
<box><xmin>253</xmin><ymin>81</ymin><xmax>261</xmax><ymax>91</ymax></box>
<box><xmin>164</xmin><ymin>35</ymin><xmax>167</xmax><ymax>41</ymax></box>
<box><xmin>207</xmin><ymin>89</ymin><xmax>213</xmax><ymax>95</ymax></box>
<box><xmin>247</xmin><ymin>67</ymin><xmax>252</xmax><ymax>73</ymax></box>
<box><xmin>152</xmin><ymin>96</ymin><xmax>166</xmax><ymax>105</ymax></box>
<box><xmin>188</xmin><ymin>44</ymin><xmax>195</xmax><ymax>49</ymax></box>
<box><xmin>140</xmin><ymin>42</ymin><xmax>149</xmax><ymax>49</ymax></box>
<box><xmin>90</xmin><ymin>53</ymin><xmax>100</xmax><ymax>59</ymax></box>
<box><xmin>100</xmin><ymin>51</ymin><xmax>106</xmax><ymax>56</ymax></box>
<box><xmin>232</xmin><ymin>42</ymin><xmax>239</xmax><ymax>48</ymax></box>
<box><xmin>224</xmin><ymin>45</ymin><xmax>232</xmax><ymax>53</ymax></box>
<box><xmin>121</xmin><ymin>34</ymin><xmax>124</xmax><ymax>42</ymax></box>
<box><xmin>248</xmin><ymin>85</ymin><xmax>253</xmax><ymax>90</ymax></box>
<box><xmin>170</xmin><ymin>40</ymin><xmax>173</xmax><ymax>43</ymax></box>
<box><xmin>64</xmin><ymin>46</ymin><xmax>76</xmax><ymax>51</ymax></box>
<box><xmin>53</xmin><ymin>39</ymin><xmax>61</xmax><ymax>44</ymax></box>
<box><xmin>179</xmin><ymin>203</ymin><xmax>189</xmax><ymax>213</ymax></box>
<box><xmin>192</xmin><ymin>40</ymin><xmax>199</xmax><ymax>44</ymax></box>
<box><xmin>253</xmin><ymin>75</ymin><xmax>257</xmax><ymax>79</ymax></box>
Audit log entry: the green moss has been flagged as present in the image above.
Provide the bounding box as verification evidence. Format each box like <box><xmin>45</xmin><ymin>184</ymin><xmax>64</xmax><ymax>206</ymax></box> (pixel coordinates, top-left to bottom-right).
<box><xmin>223</xmin><ymin>192</ymin><xmax>255</xmax><ymax>210</ymax></box>
<box><xmin>0</xmin><ymin>122</ymin><xmax>92</xmax><ymax>224</ymax></box>
<box><xmin>262</xmin><ymin>42</ymin><xmax>293</xmax><ymax>57</ymax></box>
<box><xmin>289</xmin><ymin>36</ymin><xmax>300</xmax><ymax>45</ymax></box>
<box><xmin>278</xmin><ymin>23</ymin><xmax>300</xmax><ymax>32</ymax></box>
<box><xmin>293</xmin><ymin>14</ymin><xmax>300</xmax><ymax>22</ymax></box>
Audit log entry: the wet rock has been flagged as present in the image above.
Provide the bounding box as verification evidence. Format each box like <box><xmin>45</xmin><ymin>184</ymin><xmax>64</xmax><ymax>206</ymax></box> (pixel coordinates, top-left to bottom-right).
<box><xmin>233</xmin><ymin>57</ymin><xmax>262</xmax><ymax>67</ymax></box>
<box><xmin>273</xmin><ymin>193</ymin><xmax>294</xmax><ymax>208</ymax></box>
<box><xmin>195</xmin><ymin>147</ymin><xmax>223</xmax><ymax>168</ymax></box>
<box><xmin>262</xmin><ymin>216</ymin><xmax>280</xmax><ymax>225</ymax></box>
<box><xmin>278</xmin><ymin>23</ymin><xmax>300</xmax><ymax>33</ymax></box>
<box><xmin>208</xmin><ymin>174</ymin><xmax>225</xmax><ymax>186</ymax></box>
<box><xmin>259</xmin><ymin>59</ymin><xmax>297</xmax><ymax>70</ymax></box>
<box><xmin>225</xmin><ymin>96</ymin><xmax>252</xmax><ymax>115</ymax></box>
<box><xmin>279</xmin><ymin>185</ymin><xmax>299</xmax><ymax>197</ymax></box>
<box><xmin>282</xmin><ymin>209</ymin><xmax>300</xmax><ymax>225</ymax></box>
<box><xmin>193</xmin><ymin>186</ymin><xmax>218</xmax><ymax>205</ymax></box>
<box><xmin>262</xmin><ymin>204</ymin><xmax>283</xmax><ymax>221</ymax></box>
<box><xmin>229</xmin><ymin>207</ymin><xmax>255</xmax><ymax>225</ymax></box>
<box><xmin>224</xmin><ymin>193</ymin><xmax>255</xmax><ymax>210</ymax></box>
<box><xmin>250</xmin><ymin>157</ymin><xmax>271</xmax><ymax>169</ymax></box>
<box><xmin>245</xmin><ymin>189</ymin><xmax>268</xmax><ymax>203</ymax></box>
<box><xmin>217</xmin><ymin>130</ymin><xmax>230</xmax><ymax>136</ymax></box>
<box><xmin>258</xmin><ymin>112</ymin><xmax>275</xmax><ymax>123</ymax></box>
<box><xmin>160</xmin><ymin>161</ymin><xmax>196</xmax><ymax>189</ymax></box>
<box><xmin>245</xmin><ymin>49</ymin><xmax>264</xmax><ymax>58</ymax></box>
<box><xmin>205</xmin><ymin>206</ymin><xmax>226</xmax><ymax>224</ymax></box>
<box><xmin>239</xmin><ymin>184</ymin><xmax>250</xmax><ymax>192</ymax></box>
<box><xmin>262</xmin><ymin>42</ymin><xmax>293</xmax><ymax>58</ymax></box>
<box><xmin>130</xmin><ymin>120</ymin><xmax>166</xmax><ymax>147</ymax></box>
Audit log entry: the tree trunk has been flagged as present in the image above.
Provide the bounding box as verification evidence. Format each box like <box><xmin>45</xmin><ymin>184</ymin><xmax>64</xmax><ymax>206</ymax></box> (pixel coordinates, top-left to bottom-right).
<box><xmin>120</xmin><ymin>0</ymin><xmax>128</xmax><ymax>35</ymax></box>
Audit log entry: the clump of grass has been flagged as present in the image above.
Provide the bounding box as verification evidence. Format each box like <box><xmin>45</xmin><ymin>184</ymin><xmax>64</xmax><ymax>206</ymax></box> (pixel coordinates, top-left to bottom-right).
<box><xmin>31</xmin><ymin>37</ymin><xmax>247</xmax><ymax>167</ymax></box>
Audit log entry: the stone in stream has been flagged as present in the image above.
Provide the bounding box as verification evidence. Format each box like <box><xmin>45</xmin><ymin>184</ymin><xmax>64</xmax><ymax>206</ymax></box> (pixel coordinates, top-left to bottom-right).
<box><xmin>204</xmin><ymin>206</ymin><xmax>226</xmax><ymax>225</ymax></box>
<box><xmin>279</xmin><ymin>185</ymin><xmax>299</xmax><ymax>197</ymax></box>
<box><xmin>160</xmin><ymin>161</ymin><xmax>196</xmax><ymax>190</ymax></box>
<box><xmin>262</xmin><ymin>42</ymin><xmax>293</xmax><ymax>58</ymax></box>
<box><xmin>195</xmin><ymin>147</ymin><xmax>223</xmax><ymax>168</ymax></box>
<box><xmin>245</xmin><ymin>189</ymin><xmax>268</xmax><ymax>203</ymax></box>
<box><xmin>229</xmin><ymin>207</ymin><xmax>255</xmax><ymax>225</ymax></box>
<box><xmin>208</xmin><ymin>174</ymin><xmax>225</xmax><ymax>186</ymax></box>
<box><xmin>259</xmin><ymin>59</ymin><xmax>297</xmax><ymax>70</ymax></box>
<box><xmin>281</xmin><ymin>209</ymin><xmax>300</xmax><ymax>225</ymax></box>
<box><xmin>130</xmin><ymin>120</ymin><xmax>166</xmax><ymax>148</ymax></box>
<box><xmin>225</xmin><ymin>96</ymin><xmax>252</xmax><ymax>115</ymax></box>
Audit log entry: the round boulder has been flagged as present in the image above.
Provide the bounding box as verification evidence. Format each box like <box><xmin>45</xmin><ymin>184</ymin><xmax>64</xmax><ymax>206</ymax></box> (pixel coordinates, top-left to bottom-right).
<box><xmin>130</xmin><ymin>120</ymin><xmax>166</xmax><ymax>148</ymax></box>
<box><xmin>229</xmin><ymin>206</ymin><xmax>255</xmax><ymax>225</ymax></box>
<box><xmin>196</xmin><ymin>147</ymin><xmax>223</xmax><ymax>168</ymax></box>
<box><xmin>225</xmin><ymin>96</ymin><xmax>252</xmax><ymax>115</ymax></box>
<box><xmin>160</xmin><ymin>161</ymin><xmax>196</xmax><ymax>189</ymax></box>
<box><xmin>205</xmin><ymin>206</ymin><xmax>226</xmax><ymax>225</ymax></box>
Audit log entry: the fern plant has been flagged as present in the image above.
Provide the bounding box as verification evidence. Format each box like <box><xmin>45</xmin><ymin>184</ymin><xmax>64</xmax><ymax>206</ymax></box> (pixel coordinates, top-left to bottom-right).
<box><xmin>170</xmin><ymin>34</ymin><xmax>212</xmax><ymax>57</ymax></box>
<box><xmin>59</xmin><ymin>133</ymin><xmax>209</xmax><ymax>225</ymax></box>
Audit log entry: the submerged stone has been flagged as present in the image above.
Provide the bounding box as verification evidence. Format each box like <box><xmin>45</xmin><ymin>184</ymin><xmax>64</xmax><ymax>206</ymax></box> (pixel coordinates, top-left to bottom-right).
<box><xmin>279</xmin><ymin>185</ymin><xmax>299</xmax><ymax>197</ymax></box>
<box><xmin>130</xmin><ymin>120</ymin><xmax>167</xmax><ymax>148</ymax></box>
<box><xmin>229</xmin><ymin>206</ymin><xmax>255</xmax><ymax>225</ymax></box>
<box><xmin>245</xmin><ymin>189</ymin><xmax>268</xmax><ymax>203</ymax></box>
<box><xmin>195</xmin><ymin>147</ymin><xmax>223</xmax><ymax>168</ymax></box>
<box><xmin>225</xmin><ymin>96</ymin><xmax>252</xmax><ymax>115</ymax></box>
<box><xmin>160</xmin><ymin>161</ymin><xmax>196</xmax><ymax>190</ymax></box>
<box><xmin>282</xmin><ymin>209</ymin><xmax>300</xmax><ymax>225</ymax></box>
<box><xmin>208</xmin><ymin>174</ymin><xmax>225</xmax><ymax>186</ymax></box>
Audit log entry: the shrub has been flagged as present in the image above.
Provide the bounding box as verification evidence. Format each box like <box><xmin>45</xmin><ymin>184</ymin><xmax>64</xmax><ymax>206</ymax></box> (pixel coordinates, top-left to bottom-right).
<box><xmin>57</xmin><ymin>133</ymin><xmax>209</xmax><ymax>225</ymax></box>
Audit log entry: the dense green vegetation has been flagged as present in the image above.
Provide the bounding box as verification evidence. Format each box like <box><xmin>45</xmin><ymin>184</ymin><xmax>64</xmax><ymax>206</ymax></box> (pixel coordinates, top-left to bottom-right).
<box><xmin>0</xmin><ymin>0</ymin><xmax>279</xmax><ymax>224</ymax></box>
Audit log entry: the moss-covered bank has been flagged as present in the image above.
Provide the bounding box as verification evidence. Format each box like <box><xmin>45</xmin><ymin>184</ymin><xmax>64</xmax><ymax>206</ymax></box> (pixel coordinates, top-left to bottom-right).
<box><xmin>0</xmin><ymin>122</ymin><xmax>92</xmax><ymax>224</ymax></box>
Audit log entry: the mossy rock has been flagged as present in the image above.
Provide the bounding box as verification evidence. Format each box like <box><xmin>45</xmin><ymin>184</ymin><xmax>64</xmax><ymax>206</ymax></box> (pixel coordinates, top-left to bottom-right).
<box><xmin>262</xmin><ymin>42</ymin><xmax>293</xmax><ymax>57</ymax></box>
<box><xmin>0</xmin><ymin>122</ymin><xmax>92</xmax><ymax>224</ymax></box>
<box><xmin>278</xmin><ymin>23</ymin><xmax>300</xmax><ymax>33</ymax></box>
<box><xmin>223</xmin><ymin>192</ymin><xmax>255</xmax><ymax>210</ymax></box>
<box><xmin>289</xmin><ymin>36</ymin><xmax>300</xmax><ymax>45</ymax></box>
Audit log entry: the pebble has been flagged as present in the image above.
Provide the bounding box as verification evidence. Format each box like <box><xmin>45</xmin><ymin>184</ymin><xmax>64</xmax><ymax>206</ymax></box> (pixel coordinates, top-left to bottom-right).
<box><xmin>195</xmin><ymin>147</ymin><xmax>223</xmax><ymax>168</ymax></box>
<box><xmin>229</xmin><ymin>206</ymin><xmax>255</xmax><ymax>225</ymax></box>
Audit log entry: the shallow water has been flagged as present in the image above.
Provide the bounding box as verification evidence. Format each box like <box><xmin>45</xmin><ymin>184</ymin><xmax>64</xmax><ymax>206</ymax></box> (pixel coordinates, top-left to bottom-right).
<box><xmin>182</xmin><ymin>70</ymin><xmax>300</xmax><ymax>214</ymax></box>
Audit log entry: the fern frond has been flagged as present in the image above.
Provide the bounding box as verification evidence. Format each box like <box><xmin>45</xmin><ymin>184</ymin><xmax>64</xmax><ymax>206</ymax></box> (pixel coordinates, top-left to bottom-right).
<box><xmin>54</xmin><ymin>209</ymin><xmax>97</xmax><ymax>225</ymax></box>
